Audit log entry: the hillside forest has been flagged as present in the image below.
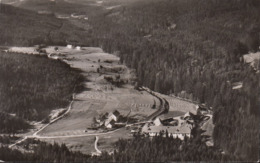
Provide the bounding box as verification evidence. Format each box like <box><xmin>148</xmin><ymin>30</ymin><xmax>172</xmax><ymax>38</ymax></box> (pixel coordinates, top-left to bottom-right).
<box><xmin>88</xmin><ymin>0</ymin><xmax>260</xmax><ymax>160</ymax></box>
<box><xmin>0</xmin><ymin>52</ymin><xmax>84</xmax><ymax>133</ymax></box>
<box><xmin>0</xmin><ymin>0</ymin><xmax>259</xmax><ymax>161</ymax></box>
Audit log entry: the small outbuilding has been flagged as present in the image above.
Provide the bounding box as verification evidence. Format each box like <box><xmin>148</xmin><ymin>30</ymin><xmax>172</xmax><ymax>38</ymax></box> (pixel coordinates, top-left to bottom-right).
<box><xmin>76</xmin><ymin>46</ymin><xmax>81</xmax><ymax>50</ymax></box>
<box><xmin>67</xmin><ymin>44</ymin><xmax>73</xmax><ymax>49</ymax></box>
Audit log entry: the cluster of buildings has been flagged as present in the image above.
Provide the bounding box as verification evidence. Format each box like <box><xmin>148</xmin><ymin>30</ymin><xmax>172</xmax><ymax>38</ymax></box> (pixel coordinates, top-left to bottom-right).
<box><xmin>91</xmin><ymin>105</ymin><xmax>212</xmax><ymax>141</ymax></box>
<box><xmin>138</xmin><ymin>105</ymin><xmax>212</xmax><ymax>140</ymax></box>
<box><xmin>140</xmin><ymin>112</ymin><xmax>194</xmax><ymax>140</ymax></box>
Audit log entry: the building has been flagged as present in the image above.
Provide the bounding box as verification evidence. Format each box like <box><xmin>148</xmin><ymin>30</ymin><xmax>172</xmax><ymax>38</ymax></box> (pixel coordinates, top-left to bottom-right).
<box><xmin>161</xmin><ymin>118</ymin><xmax>178</xmax><ymax>126</ymax></box>
<box><xmin>141</xmin><ymin>123</ymin><xmax>192</xmax><ymax>140</ymax></box>
<box><xmin>105</xmin><ymin>119</ymin><xmax>116</xmax><ymax>129</ymax></box>
<box><xmin>67</xmin><ymin>44</ymin><xmax>72</xmax><ymax>49</ymax></box>
<box><xmin>196</xmin><ymin>105</ymin><xmax>209</xmax><ymax>115</ymax></box>
<box><xmin>183</xmin><ymin>111</ymin><xmax>194</xmax><ymax>120</ymax></box>
<box><xmin>153</xmin><ymin>117</ymin><xmax>162</xmax><ymax>126</ymax></box>
<box><xmin>104</xmin><ymin>110</ymin><xmax>120</xmax><ymax>128</ymax></box>
<box><xmin>76</xmin><ymin>46</ymin><xmax>81</xmax><ymax>50</ymax></box>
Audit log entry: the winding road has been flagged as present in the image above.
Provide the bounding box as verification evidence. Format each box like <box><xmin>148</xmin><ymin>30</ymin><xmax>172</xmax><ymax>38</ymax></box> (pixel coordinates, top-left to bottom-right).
<box><xmin>9</xmin><ymin>91</ymin><xmax>122</xmax><ymax>148</ymax></box>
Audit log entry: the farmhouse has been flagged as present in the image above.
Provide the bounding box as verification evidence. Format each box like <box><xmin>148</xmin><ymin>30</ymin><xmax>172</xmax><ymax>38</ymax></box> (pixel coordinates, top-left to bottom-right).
<box><xmin>104</xmin><ymin>110</ymin><xmax>120</xmax><ymax>128</ymax></box>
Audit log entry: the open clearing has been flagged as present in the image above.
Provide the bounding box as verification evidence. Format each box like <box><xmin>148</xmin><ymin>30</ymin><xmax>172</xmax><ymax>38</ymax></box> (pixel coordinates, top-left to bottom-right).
<box><xmin>9</xmin><ymin>46</ymin><xmax>196</xmax><ymax>154</ymax></box>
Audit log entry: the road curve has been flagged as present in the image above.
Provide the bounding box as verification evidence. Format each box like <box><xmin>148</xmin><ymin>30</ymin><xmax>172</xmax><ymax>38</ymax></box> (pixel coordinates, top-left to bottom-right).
<box><xmin>94</xmin><ymin>136</ymin><xmax>102</xmax><ymax>154</ymax></box>
<box><xmin>9</xmin><ymin>93</ymin><xmax>75</xmax><ymax>148</ymax></box>
<box><xmin>141</xmin><ymin>87</ymin><xmax>169</xmax><ymax>121</ymax></box>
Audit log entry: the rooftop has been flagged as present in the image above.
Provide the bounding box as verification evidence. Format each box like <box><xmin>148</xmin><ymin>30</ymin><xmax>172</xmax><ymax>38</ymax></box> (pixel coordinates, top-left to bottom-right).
<box><xmin>142</xmin><ymin>123</ymin><xmax>191</xmax><ymax>134</ymax></box>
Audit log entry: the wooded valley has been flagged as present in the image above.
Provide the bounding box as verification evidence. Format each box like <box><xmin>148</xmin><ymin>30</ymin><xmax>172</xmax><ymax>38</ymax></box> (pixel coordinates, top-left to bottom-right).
<box><xmin>0</xmin><ymin>0</ymin><xmax>259</xmax><ymax>161</ymax></box>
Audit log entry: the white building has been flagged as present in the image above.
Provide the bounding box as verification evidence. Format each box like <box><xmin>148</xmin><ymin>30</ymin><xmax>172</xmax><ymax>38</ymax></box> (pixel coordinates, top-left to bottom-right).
<box><xmin>141</xmin><ymin>123</ymin><xmax>192</xmax><ymax>140</ymax></box>
<box><xmin>76</xmin><ymin>46</ymin><xmax>81</xmax><ymax>50</ymax></box>
<box><xmin>153</xmin><ymin>117</ymin><xmax>162</xmax><ymax>126</ymax></box>
<box><xmin>67</xmin><ymin>44</ymin><xmax>72</xmax><ymax>49</ymax></box>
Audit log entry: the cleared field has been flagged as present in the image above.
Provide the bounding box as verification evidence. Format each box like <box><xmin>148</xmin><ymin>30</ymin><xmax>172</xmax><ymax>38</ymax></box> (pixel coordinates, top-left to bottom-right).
<box><xmin>41</xmin><ymin>128</ymin><xmax>130</xmax><ymax>154</ymax></box>
<box><xmin>35</xmin><ymin>46</ymin><xmax>161</xmax><ymax>137</ymax></box>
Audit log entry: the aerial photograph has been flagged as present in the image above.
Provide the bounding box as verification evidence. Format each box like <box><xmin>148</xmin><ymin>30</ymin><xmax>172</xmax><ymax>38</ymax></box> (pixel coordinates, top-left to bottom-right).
<box><xmin>0</xmin><ymin>0</ymin><xmax>259</xmax><ymax>162</ymax></box>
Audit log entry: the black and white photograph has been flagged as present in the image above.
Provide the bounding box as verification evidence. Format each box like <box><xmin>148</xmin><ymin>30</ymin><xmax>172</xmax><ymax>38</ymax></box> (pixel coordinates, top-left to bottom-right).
<box><xmin>0</xmin><ymin>0</ymin><xmax>259</xmax><ymax>162</ymax></box>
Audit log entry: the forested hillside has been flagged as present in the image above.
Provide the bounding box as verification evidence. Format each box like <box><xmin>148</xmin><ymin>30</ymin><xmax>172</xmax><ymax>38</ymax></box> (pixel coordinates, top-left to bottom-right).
<box><xmin>87</xmin><ymin>0</ymin><xmax>260</xmax><ymax>160</ymax></box>
<box><xmin>0</xmin><ymin>0</ymin><xmax>259</xmax><ymax>161</ymax></box>
<box><xmin>0</xmin><ymin>140</ymin><xmax>90</xmax><ymax>162</ymax></box>
<box><xmin>0</xmin><ymin>52</ymin><xmax>84</xmax><ymax>133</ymax></box>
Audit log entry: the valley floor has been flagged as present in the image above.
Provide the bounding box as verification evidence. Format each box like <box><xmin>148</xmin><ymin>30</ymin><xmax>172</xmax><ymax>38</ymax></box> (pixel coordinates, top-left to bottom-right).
<box><xmin>7</xmin><ymin>46</ymin><xmax>198</xmax><ymax>154</ymax></box>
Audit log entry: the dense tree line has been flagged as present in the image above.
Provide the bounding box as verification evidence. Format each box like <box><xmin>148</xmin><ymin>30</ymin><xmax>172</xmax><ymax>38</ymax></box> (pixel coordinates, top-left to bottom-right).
<box><xmin>89</xmin><ymin>132</ymin><xmax>239</xmax><ymax>162</ymax></box>
<box><xmin>0</xmin><ymin>52</ymin><xmax>85</xmax><ymax>133</ymax></box>
<box><xmin>86</xmin><ymin>0</ymin><xmax>260</xmax><ymax>161</ymax></box>
<box><xmin>0</xmin><ymin>132</ymin><xmax>235</xmax><ymax>162</ymax></box>
<box><xmin>0</xmin><ymin>135</ymin><xmax>19</xmax><ymax>145</ymax></box>
<box><xmin>0</xmin><ymin>140</ymin><xmax>90</xmax><ymax>162</ymax></box>
<box><xmin>0</xmin><ymin>112</ymin><xmax>30</xmax><ymax>134</ymax></box>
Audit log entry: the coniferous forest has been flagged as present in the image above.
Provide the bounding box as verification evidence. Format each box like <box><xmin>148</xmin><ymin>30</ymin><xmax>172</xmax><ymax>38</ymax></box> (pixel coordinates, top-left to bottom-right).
<box><xmin>0</xmin><ymin>0</ymin><xmax>259</xmax><ymax>161</ymax></box>
<box><xmin>87</xmin><ymin>0</ymin><xmax>260</xmax><ymax>161</ymax></box>
<box><xmin>0</xmin><ymin>52</ymin><xmax>85</xmax><ymax>133</ymax></box>
<box><xmin>0</xmin><ymin>133</ymin><xmax>237</xmax><ymax>162</ymax></box>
